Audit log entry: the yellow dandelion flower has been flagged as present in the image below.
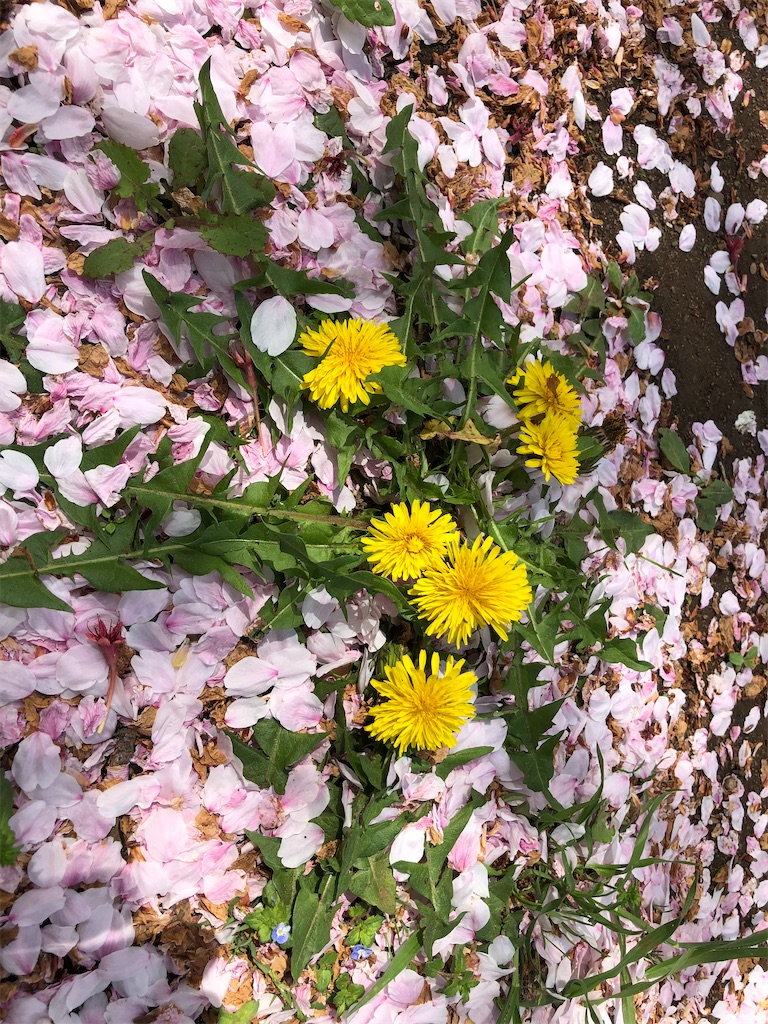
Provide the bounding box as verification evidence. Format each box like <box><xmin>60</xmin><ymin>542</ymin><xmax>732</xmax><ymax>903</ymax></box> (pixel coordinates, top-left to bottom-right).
<box><xmin>299</xmin><ymin>318</ymin><xmax>406</xmax><ymax>413</ymax></box>
<box><xmin>409</xmin><ymin>536</ymin><xmax>532</xmax><ymax>647</ymax></box>
<box><xmin>361</xmin><ymin>500</ymin><xmax>460</xmax><ymax>582</ymax></box>
<box><xmin>518</xmin><ymin>412</ymin><xmax>581</xmax><ymax>485</ymax></box>
<box><xmin>509</xmin><ymin>359</ymin><xmax>582</xmax><ymax>426</ymax></box>
<box><xmin>365</xmin><ymin>650</ymin><xmax>476</xmax><ymax>755</ymax></box>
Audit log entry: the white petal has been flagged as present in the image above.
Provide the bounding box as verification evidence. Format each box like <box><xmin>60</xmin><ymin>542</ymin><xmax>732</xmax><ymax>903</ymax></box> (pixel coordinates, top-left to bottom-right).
<box><xmin>0</xmin><ymin>451</ymin><xmax>39</xmax><ymax>494</ymax></box>
<box><xmin>55</xmin><ymin>645</ymin><xmax>108</xmax><ymax>693</ymax></box>
<box><xmin>588</xmin><ymin>161</ymin><xmax>614</xmax><ymax>197</ymax></box>
<box><xmin>724</xmin><ymin>203</ymin><xmax>745</xmax><ymax>236</ymax></box>
<box><xmin>619</xmin><ymin>203</ymin><xmax>650</xmax><ymax>242</ymax></box>
<box><xmin>278</xmin><ymin>823</ymin><xmax>324</xmax><ymax>868</ymax></box>
<box><xmin>691</xmin><ymin>13</ymin><xmax>711</xmax><ymax>44</ymax></box>
<box><xmin>0</xmin><ymin>662</ymin><xmax>37</xmax><ymax>705</ymax></box>
<box><xmin>25</xmin><ymin>335</ymin><xmax>79</xmax><ymax>374</ymax></box>
<box><xmin>250</xmin><ymin>296</ymin><xmax>297</xmax><ymax>357</ymax></box>
<box><xmin>745</xmin><ymin>199</ymin><xmax>767</xmax><ymax>226</ymax></box>
<box><xmin>100</xmin><ymin>106</ymin><xmax>159</xmax><ymax>150</ymax></box>
<box><xmin>709</xmin><ymin>250</ymin><xmax>731</xmax><ymax>273</ymax></box>
<box><xmin>38</xmin><ymin>106</ymin><xmax>95</xmax><ymax>141</ymax></box>
<box><xmin>704</xmin><ymin>266</ymin><xmax>721</xmax><ymax>295</ymax></box>
<box><xmin>704</xmin><ymin>197</ymin><xmax>721</xmax><ymax>232</ymax></box>
<box><xmin>390</xmin><ymin>825</ymin><xmax>426</xmax><ymax>864</ymax></box>
<box><xmin>161</xmin><ymin>508</ymin><xmax>201</xmax><ymax>537</ymax></box>
<box><xmin>3</xmin><ymin>240</ymin><xmax>46</xmax><ymax>303</ymax></box>
<box><xmin>0</xmin><ymin>359</ymin><xmax>26</xmax><ymax>396</ymax></box>
<box><xmin>224</xmin><ymin>696</ymin><xmax>269</xmax><ymax>728</ymax></box>
<box><xmin>44</xmin><ymin>435</ymin><xmax>82</xmax><ymax>478</ymax></box>
<box><xmin>678</xmin><ymin>224</ymin><xmax>696</xmax><ymax>251</ymax></box>
<box><xmin>633</xmin><ymin>181</ymin><xmax>656</xmax><ymax>210</ymax></box>
<box><xmin>615</xmin><ymin>230</ymin><xmax>636</xmax><ymax>264</ymax></box>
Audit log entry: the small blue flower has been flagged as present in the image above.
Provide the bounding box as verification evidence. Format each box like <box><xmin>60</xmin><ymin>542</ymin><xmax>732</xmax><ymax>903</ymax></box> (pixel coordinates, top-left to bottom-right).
<box><xmin>271</xmin><ymin>923</ymin><xmax>291</xmax><ymax>945</ymax></box>
<box><xmin>350</xmin><ymin>944</ymin><xmax>373</xmax><ymax>961</ymax></box>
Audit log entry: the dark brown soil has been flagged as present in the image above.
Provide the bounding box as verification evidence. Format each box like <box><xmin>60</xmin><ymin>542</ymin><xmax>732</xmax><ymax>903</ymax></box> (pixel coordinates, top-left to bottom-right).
<box><xmin>589</xmin><ymin>45</ymin><xmax>768</xmax><ymax>463</ymax></box>
<box><xmin>638</xmin><ymin>49</ymin><xmax>768</xmax><ymax>464</ymax></box>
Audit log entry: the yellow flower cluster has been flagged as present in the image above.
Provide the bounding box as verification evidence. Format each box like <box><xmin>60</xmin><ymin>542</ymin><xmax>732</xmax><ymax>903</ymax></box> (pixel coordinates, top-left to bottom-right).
<box><xmin>363</xmin><ymin>502</ymin><xmax>532</xmax><ymax>646</ymax></box>
<box><xmin>509</xmin><ymin>358</ymin><xmax>583</xmax><ymax>485</ymax></box>
<box><xmin>362</xmin><ymin>503</ymin><xmax>532</xmax><ymax>753</ymax></box>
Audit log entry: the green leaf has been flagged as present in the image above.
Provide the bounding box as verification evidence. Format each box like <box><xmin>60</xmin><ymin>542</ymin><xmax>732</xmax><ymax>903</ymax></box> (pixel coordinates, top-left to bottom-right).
<box><xmin>470</xmin><ymin>348</ymin><xmax>517</xmax><ymax>408</ymax></box>
<box><xmin>503</xmin><ymin>691</ymin><xmax>564</xmax><ymax>794</ymax></box>
<box><xmin>142</xmin><ymin>273</ymin><xmax>244</xmax><ymax>387</ymax></box>
<box><xmin>461</xmin><ymin>228</ymin><xmax>515</xmax><ymax>344</ymax></box>
<box><xmin>218</xmin><ymin>1001</ymin><xmax>260</xmax><ymax>1024</ymax></box>
<box><xmin>198</xmin><ymin>214</ymin><xmax>269</xmax><ymax>258</ymax></box>
<box><xmin>325</xmin><ymin>0</ymin><xmax>395</xmax><ymax>25</ymax></box>
<box><xmin>626</xmin><ymin>304</ymin><xmax>646</xmax><ymax>345</ymax></box>
<box><xmin>696</xmin><ymin>479</ymin><xmax>733</xmax><ymax>530</ymax></box>
<box><xmin>236</xmin><ymin>737</ymin><xmax>285</xmax><ymax>790</ymax></box>
<box><xmin>250</xmin><ymin>718</ymin><xmax>328</xmax><ymax>775</ymax></box>
<box><xmin>168</xmin><ymin>127</ymin><xmax>207</xmax><ymax>190</ymax></box>
<box><xmin>290</xmin><ymin>877</ymin><xmax>337</xmax><ymax>979</ymax></box>
<box><xmin>0</xmin><ymin>521</ymin><xmax>286</xmax><ymax>611</ymax></box>
<box><xmin>369</xmin><ymin>364</ymin><xmax>445</xmax><ymax>418</ymax></box>
<box><xmin>459</xmin><ymin>198</ymin><xmax>502</xmax><ymax>254</ymax></box>
<box><xmin>82</xmin><ymin>234</ymin><xmax>154</xmax><ymax>278</ymax></box>
<box><xmin>563</xmin><ymin>275</ymin><xmax>606</xmax><ymax>317</ymax></box>
<box><xmin>0</xmin><ymin>298</ymin><xmax>26</xmax><ymax>363</ymax></box>
<box><xmin>347</xmin><ymin>913</ymin><xmax>385</xmax><ymax>947</ymax></box>
<box><xmin>245</xmin><ymin>831</ymin><xmax>285</xmax><ymax>876</ymax></box>
<box><xmin>700</xmin><ymin>479</ymin><xmax>732</xmax><ymax>505</ymax></box>
<box><xmin>599</xmin><ymin>638</ymin><xmax>652</xmax><ymax>673</ymax></box>
<box><xmin>598</xmin><ymin>509</ymin><xmax>655</xmax><ymax>555</ymax></box>
<box><xmin>46</xmin><ymin>514</ymin><xmax>165</xmax><ymax>594</ymax></box>
<box><xmin>658</xmin><ymin>428</ymin><xmax>691</xmax><ymax>474</ymax></box>
<box><xmin>80</xmin><ymin>424</ymin><xmax>143</xmax><ymax>473</ymax></box>
<box><xmin>514</xmin><ymin>606</ymin><xmax>561</xmax><ymax>664</ymax></box>
<box><xmin>382</xmin><ymin>103</ymin><xmax>414</xmax><ymax>160</ymax></box>
<box><xmin>694</xmin><ymin>498</ymin><xmax>717</xmax><ymax>533</ymax></box>
<box><xmin>348</xmin><ymin>852</ymin><xmax>397</xmax><ymax>914</ymax></box>
<box><xmin>96</xmin><ymin>140</ymin><xmax>161</xmax><ymax>211</ymax></box>
<box><xmin>434</xmin><ymin>746</ymin><xmax>494</xmax><ymax>780</ymax></box>
<box><xmin>237</xmin><ymin>264</ymin><xmax>354</xmax><ymax>300</ymax></box>
<box><xmin>354</xmin><ymin>812</ymin><xmax>410</xmax><ymax>863</ymax></box>
<box><xmin>314</xmin><ymin>107</ymin><xmax>352</xmax><ymax>146</ymax></box>
<box><xmin>342</xmin><ymin>931</ymin><xmax>423</xmax><ymax>1017</ymax></box>
<box><xmin>507</xmin><ymin>732</ymin><xmax>560</xmax><ymax>792</ymax></box>
<box><xmin>607</xmin><ymin>261</ymin><xmax>623</xmax><ymax>293</ymax></box>
<box><xmin>505</xmin><ymin>698</ymin><xmax>565</xmax><ymax>747</ymax></box>
<box><xmin>0</xmin><ymin>775</ymin><xmax>20</xmax><ymax>867</ymax></box>
<box><xmin>196</xmin><ymin>60</ymin><xmax>276</xmax><ymax>215</ymax></box>
<box><xmin>398</xmin><ymin>794</ymin><xmax>484</xmax><ymax>925</ymax></box>
<box><xmin>0</xmin><ymin>532</ymin><xmax>73</xmax><ymax>611</ymax></box>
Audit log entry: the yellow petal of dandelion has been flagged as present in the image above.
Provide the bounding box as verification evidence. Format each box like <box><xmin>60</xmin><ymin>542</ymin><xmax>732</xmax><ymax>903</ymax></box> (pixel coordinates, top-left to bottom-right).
<box><xmin>409</xmin><ymin>536</ymin><xmax>532</xmax><ymax>647</ymax></box>
<box><xmin>518</xmin><ymin>412</ymin><xmax>581</xmax><ymax>485</ymax></box>
<box><xmin>361</xmin><ymin>500</ymin><xmax>460</xmax><ymax>581</ymax></box>
<box><xmin>509</xmin><ymin>359</ymin><xmax>582</xmax><ymax>426</ymax></box>
<box><xmin>365</xmin><ymin>650</ymin><xmax>476</xmax><ymax>755</ymax></box>
<box><xmin>299</xmin><ymin>318</ymin><xmax>406</xmax><ymax>413</ymax></box>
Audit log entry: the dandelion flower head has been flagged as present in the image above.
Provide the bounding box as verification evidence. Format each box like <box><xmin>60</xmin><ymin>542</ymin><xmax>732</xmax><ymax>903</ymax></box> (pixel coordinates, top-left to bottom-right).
<box><xmin>409</xmin><ymin>535</ymin><xmax>532</xmax><ymax>647</ymax></box>
<box><xmin>361</xmin><ymin>500</ymin><xmax>460</xmax><ymax>581</ymax></box>
<box><xmin>518</xmin><ymin>412</ymin><xmax>581</xmax><ymax>485</ymax></box>
<box><xmin>365</xmin><ymin>650</ymin><xmax>476</xmax><ymax>755</ymax></box>
<box><xmin>300</xmin><ymin>318</ymin><xmax>406</xmax><ymax>413</ymax></box>
<box><xmin>509</xmin><ymin>358</ymin><xmax>582</xmax><ymax>426</ymax></box>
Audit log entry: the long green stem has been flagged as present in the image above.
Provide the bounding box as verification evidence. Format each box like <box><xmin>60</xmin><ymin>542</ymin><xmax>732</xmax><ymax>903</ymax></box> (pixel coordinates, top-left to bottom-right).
<box><xmin>125</xmin><ymin>483</ymin><xmax>369</xmax><ymax>529</ymax></box>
